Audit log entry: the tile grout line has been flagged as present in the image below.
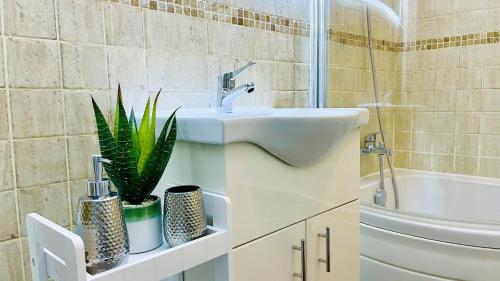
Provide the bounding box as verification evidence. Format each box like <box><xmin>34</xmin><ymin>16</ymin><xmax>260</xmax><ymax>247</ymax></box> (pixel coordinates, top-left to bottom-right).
<box><xmin>0</xmin><ymin>0</ymin><xmax>25</xmax><ymax>278</ymax></box>
<box><xmin>53</xmin><ymin>0</ymin><xmax>73</xmax><ymax>235</ymax></box>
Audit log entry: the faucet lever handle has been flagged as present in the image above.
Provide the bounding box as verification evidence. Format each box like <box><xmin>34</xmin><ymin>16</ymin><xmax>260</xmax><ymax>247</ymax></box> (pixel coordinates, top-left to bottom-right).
<box><xmin>221</xmin><ymin>61</ymin><xmax>256</xmax><ymax>90</ymax></box>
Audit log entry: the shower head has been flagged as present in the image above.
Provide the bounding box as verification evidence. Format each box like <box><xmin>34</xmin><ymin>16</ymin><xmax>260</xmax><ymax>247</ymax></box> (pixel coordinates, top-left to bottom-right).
<box><xmin>360</xmin><ymin>0</ymin><xmax>402</xmax><ymax>27</ymax></box>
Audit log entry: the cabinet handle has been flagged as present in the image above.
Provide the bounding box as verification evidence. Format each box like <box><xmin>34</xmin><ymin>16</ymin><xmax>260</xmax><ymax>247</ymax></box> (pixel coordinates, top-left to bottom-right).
<box><xmin>318</xmin><ymin>227</ymin><xmax>331</xmax><ymax>272</ymax></box>
<box><xmin>292</xmin><ymin>239</ymin><xmax>307</xmax><ymax>281</ymax></box>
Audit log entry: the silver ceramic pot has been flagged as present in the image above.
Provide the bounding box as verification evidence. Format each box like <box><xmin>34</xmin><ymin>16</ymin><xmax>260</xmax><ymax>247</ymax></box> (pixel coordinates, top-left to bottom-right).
<box><xmin>163</xmin><ymin>185</ymin><xmax>207</xmax><ymax>247</ymax></box>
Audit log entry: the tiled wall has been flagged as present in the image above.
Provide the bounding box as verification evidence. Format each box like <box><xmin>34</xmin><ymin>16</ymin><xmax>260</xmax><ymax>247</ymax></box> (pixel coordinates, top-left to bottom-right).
<box><xmin>0</xmin><ymin>0</ymin><xmax>309</xmax><ymax>280</ymax></box>
<box><xmin>327</xmin><ymin>0</ymin><xmax>400</xmax><ymax>176</ymax></box>
<box><xmin>393</xmin><ymin>0</ymin><xmax>500</xmax><ymax>178</ymax></box>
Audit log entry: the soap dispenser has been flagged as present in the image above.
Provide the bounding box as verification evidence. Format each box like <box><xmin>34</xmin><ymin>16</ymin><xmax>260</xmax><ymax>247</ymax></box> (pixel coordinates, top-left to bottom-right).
<box><xmin>75</xmin><ymin>155</ymin><xmax>129</xmax><ymax>275</ymax></box>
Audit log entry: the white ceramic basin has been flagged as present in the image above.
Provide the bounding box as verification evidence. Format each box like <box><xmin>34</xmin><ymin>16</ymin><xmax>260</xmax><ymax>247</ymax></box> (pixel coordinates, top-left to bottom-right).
<box><xmin>155</xmin><ymin>107</ymin><xmax>369</xmax><ymax>167</ymax></box>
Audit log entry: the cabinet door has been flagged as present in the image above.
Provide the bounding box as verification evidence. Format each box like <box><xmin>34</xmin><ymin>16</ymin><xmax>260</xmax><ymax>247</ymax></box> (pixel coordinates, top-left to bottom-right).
<box><xmin>233</xmin><ymin>222</ymin><xmax>306</xmax><ymax>281</ymax></box>
<box><xmin>306</xmin><ymin>201</ymin><xmax>360</xmax><ymax>281</ymax></box>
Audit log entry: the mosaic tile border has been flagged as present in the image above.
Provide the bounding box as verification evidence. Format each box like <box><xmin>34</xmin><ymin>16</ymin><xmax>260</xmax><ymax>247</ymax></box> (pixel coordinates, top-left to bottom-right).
<box><xmin>110</xmin><ymin>0</ymin><xmax>500</xmax><ymax>53</ymax></box>
<box><xmin>111</xmin><ymin>0</ymin><xmax>310</xmax><ymax>36</ymax></box>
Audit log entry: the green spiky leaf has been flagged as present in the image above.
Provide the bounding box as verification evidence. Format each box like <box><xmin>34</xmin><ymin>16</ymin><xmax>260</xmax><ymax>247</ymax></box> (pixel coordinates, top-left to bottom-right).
<box><xmin>138</xmin><ymin>109</ymin><xmax>178</xmax><ymax>199</ymax></box>
<box><xmin>138</xmin><ymin>98</ymin><xmax>150</xmax><ymax>150</ymax></box>
<box><xmin>129</xmin><ymin>109</ymin><xmax>141</xmax><ymax>161</ymax></box>
<box><xmin>137</xmin><ymin>90</ymin><xmax>161</xmax><ymax>174</ymax></box>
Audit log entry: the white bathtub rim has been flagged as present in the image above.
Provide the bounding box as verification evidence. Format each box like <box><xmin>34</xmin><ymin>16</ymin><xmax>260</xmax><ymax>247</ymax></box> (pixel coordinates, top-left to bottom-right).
<box><xmin>361</xmin><ymin>168</ymin><xmax>500</xmax><ymax>189</ymax></box>
<box><xmin>361</xmin><ymin>169</ymin><xmax>500</xmax><ymax>249</ymax></box>
<box><xmin>361</xmin><ymin>205</ymin><xmax>500</xmax><ymax>249</ymax></box>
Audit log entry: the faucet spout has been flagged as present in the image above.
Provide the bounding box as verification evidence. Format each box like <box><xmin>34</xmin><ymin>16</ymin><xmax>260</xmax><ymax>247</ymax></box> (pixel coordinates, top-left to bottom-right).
<box><xmin>219</xmin><ymin>83</ymin><xmax>255</xmax><ymax>113</ymax></box>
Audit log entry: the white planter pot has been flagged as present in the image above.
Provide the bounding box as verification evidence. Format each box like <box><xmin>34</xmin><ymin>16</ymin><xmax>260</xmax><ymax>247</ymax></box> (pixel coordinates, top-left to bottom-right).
<box><xmin>123</xmin><ymin>195</ymin><xmax>163</xmax><ymax>254</ymax></box>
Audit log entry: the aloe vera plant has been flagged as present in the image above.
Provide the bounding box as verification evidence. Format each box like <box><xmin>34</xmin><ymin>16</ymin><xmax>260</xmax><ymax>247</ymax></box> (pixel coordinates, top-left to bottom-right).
<box><xmin>91</xmin><ymin>86</ymin><xmax>177</xmax><ymax>205</ymax></box>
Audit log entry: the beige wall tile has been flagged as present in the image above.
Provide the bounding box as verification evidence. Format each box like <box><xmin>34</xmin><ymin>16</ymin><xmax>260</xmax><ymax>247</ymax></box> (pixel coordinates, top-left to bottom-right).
<box><xmin>67</xmin><ymin>136</ymin><xmax>99</xmax><ymax>181</ymax></box>
<box><xmin>395</xmin><ymin>131</ymin><xmax>412</xmax><ymax>150</ymax></box>
<box><xmin>178</xmin><ymin>16</ymin><xmax>208</xmax><ymax>54</ymax></box>
<box><xmin>295</xmin><ymin>36</ymin><xmax>310</xmax><ymax>63</ymax></box>
<box><xmin>18</xmin><ymin>183</ymin><xmax>69</xmax><ymax>235</ymax></box>
<box><xmin>61</xmin><ymin>43</ymin><xmax>108</xmax><ymax>89</ymax></box>
<box><xmin>69</xmin><ymin>180</ymin><xmax>86</xmax><ymax>225</ymax></box>
<box><xmin>486</xmin><ymin>8</ymin><xmax>500</xmax><ymax>30</ymax></box>
<box><xmin>0</xmin><ymin>191</ymin><xmax>18</xmax><ymax>241</ymax></box>
<box><xmin>146</xmin><ymin>50</ymin><xmax>179</xmax><ymax>91</ymax></box>
<box><xmin>0</xmin><ymin>142</ymin><xmax>13</xmax><ymax>192</ymax></box>
<box><xmin>20</xmin><ymin>238</ymin><xmax>31</xmax><ymax>281</ymax></box>
<box><xmin>413</xmin><ymin>112</ymin><xmax>434</xmax><ymax>132</ymax></box>
<box><xmin>10</xmin><ymin>90</ymin><xmax>64</xmax><ymax>138</ymax></box>
<box><xmin>480</xmin><ymin>135</ymin><xmax>500</xmax><ymax>157</ymax></box>
<box><xmin>255</xmin><ymin>30</ymin><xmax>276</xmax><ymax>61</ymax></box>
<box><xmin>459</xmin><ymin>10</ymin><xmax>485</xmax><ymax>34</ymax></box>
<box><xmin>456</xmin><ymin>134</ymin><xmax>479</xmax><ymax>155</ymax></box>
<box><xmin>433</xmin><ymin>91</ymin><xmax>456</xmax><ymax>111</ymax></box>
<box><xmin>458</xmin><ymin>67</ymin><xmax>482</xmax><ymax>90</ymax></box>
<box><xmin>394</xmin><ymin>151</ymin><xmax>411</xmax><ymax>168</ymax></box>
<box><xmin>0</xmin><ymin>92</ymin><xmax>9</xmax><ymax>140</ymax></box>
<box><xmin>104</xmin><ymin>3</ymin><xmax>144</xmax><ymax>48</ymax></box>
<box><xmin>294</xmin><ymin>64</ymin><xmax>309</xmax><ymax>91</ymax></box>
<box><xmin>459</xmin><ymin>45</ymin><xmax>484</xmax><ymax>68</ymax></box>
<box><xmin>64</xmin><ymin>90</ymin><xmax>108</xmax><ymax>136</ymax></box>
<box><xmin>456</xmin><ymin>90</ymin><xmax>481</xmax><ymax>112</ymax></box>
<box><xmin>436</xmin><ymin>48</ymin><xmax>458</xmax><ymax>69</ymax></box>
<box><xmin>433</xmin><ymin>112</ymin><xmax>455</xmax><ymax>133</ymax></box>
<box><xmin>414</xmin><ymin>70</ymin><xmax>436</xmax><ymax>91</ymax></box>
<box><xmin>437</xmin><ymin>0</ymin><xmax>460</xmax><ymax>15</ymax></box>
<box><xmin>456</xmin><ymin>113</ymin><xmax>480</xmax><ymax>134</ymax></box>
<box><xmin>437</xmin><ymin>14</ymin><xmax>458</xmax><ymax>37</ymax></box>
<box><xmin>416</xmin><ymin>50</ymin><xmax>436</xmax><ymax>70</ymax></box>
<box><xmin>256</xmin><ymin>61</ymin><xmax>278</xmax><ymax>91</ymax></box>
<box><xmin>481</xmin><ymin>90</ymin><xmax>500</xmax><ymax>112</ymax></box>
<box><xmin>455</xmin><ymin>155</ymin><xmax>478</xmax><ymax>175</ymax></box>
<box><xmin>432</xmin><ymin>154</ymin><xmax>454</xmax><ymax>173</ymax></box>
<box><xmin>274</xmin><ymin>32</ymin><xmax>294</xmax><ymax>62</ymax></box>
<box><xmin>416</xmin><ymin>0</ymin><xmax>437</xmax><ymax>19</ymax></box>
<box><xmin>480</xmin><ymin>113</ymin><xmax>500</xmax><ymax>134</ymax></box>
<box><xmin>0</xmin><ymin>240</ymin><xmax>23</xmax><ymax>281</ymax></box>
<box><xmin>479</xmin><ymin>157</ymin><xmax>500</xmax><ymax>178</ymax></box>
<box><xmin>208</xmin><ymin>21</ymin><xmax>233</xmax><ymax>57</ymax></box>
<box><xmin>483</xmin><ymin>66</ymin><xmax>500</xmax><ymax>89</ymax></box>
<box><xmin>14</xmin><ymin>138</ymin><xmax>66</xmax><ymax>188</ymax></box>
<box><xmin>144</xmin><ymin>9</ymin><xmax>179</xmax><ymax>51</ymax></box>
<box><xmin>255</xmin><ymin>0</ymin><xmax>276</xmax><ymax>15</ymax></box>
<box><xmin>432</xmin><ymin>133</ymin><xmax>455</xmax><ymax>154</ymax></box>
<box><xmin>107</xmin><ymin>46</ymin><xmax>147</xmax><ymax>90</ymax></box>
<box><xmin>413</xmin><ymin>91</ymin><xmax>434</xmax><ymax>111</ymax></box>
<box><xmin>395</xmin><ymin>111</ymin><xmax>412</xmax><ymax>131</ymax></box>
<box><xmin>411</xmin><ymin>152</ymin><xmax>432</xmax><ymax>170</ymax></box>
<box><xmin>415</xmin><ymin>18</ymin><xmax>437</xmax><ymax>40</ymax></box>
<box><xmin>58</xmin><ymin>0</ymin><xmax>105</xmax><ymax>44</ymax></box>
<box><xmin>179</xmin><ymin>53</ymin><xmax>207</xmax><ymax>91</ymax></box>
<box><xmin>435</xmin><ymin>69</ymin><xmax>458</xmax><ymax>90</ymax></box>
<box><xmin>278</xmin><ymin>62</ymin><xmax>294</xmax><ymax>91</ymax></box>
<box><xmin>484</xmin><ymin>44</ymin><xmax>500</xmax><ymax>66</ymax></box>
<box><xmin>231</xmin><ymin>25</ymin><xmax>256</xmax><ymax>59</ymax></box>
<box><xmin>412</xmin><ymin>131</ymin><xmax>433</xmax><ymax>152</ymax></box>
<box><xmin>6</xmin><ymin>38</ymin><xmax>61</xmax><ymax>88</ymax></box>
<box><xmin>3</xmin><ymin>0</ymin><xmax>56</xmax><ymax>39</ymax></box>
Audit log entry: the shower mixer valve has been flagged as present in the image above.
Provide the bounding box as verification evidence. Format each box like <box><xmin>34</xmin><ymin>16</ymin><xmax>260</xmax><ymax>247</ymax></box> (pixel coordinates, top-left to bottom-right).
<box><xmin>361</xmin><ymin>133</ymin><xmax>391</xmax><ymax>156</ymax></box>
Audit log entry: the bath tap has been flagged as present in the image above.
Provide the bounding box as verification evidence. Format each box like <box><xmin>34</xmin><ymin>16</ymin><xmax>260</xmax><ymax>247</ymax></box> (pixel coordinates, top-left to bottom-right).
<box><xmin>362</xmin><ymin>133</ymin><xmax>392</xmax><ymax>207</ymax></box>
<box><xmin>217</xmin><ymin>61</ymin><xmax>256</xmax><ymax>113</ymax></box>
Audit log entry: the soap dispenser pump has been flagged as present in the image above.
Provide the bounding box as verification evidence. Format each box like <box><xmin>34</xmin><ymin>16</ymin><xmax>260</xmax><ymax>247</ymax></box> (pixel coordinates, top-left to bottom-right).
<box><xmin>75</xmin><ymin>155</ymin><xmax>129</xmax><ymax>275</ymax></box>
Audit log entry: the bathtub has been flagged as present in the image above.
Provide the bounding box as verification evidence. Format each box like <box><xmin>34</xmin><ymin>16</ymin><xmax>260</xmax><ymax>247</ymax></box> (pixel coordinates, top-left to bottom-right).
<box><xmin>360</xmin><ymin>169</ymin><xmax>500</xmax><ymax>281</ymax></box>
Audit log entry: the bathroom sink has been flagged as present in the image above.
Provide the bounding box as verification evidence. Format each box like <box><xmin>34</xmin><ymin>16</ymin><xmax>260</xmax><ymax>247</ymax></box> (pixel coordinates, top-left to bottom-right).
<box><xmin>154</xmin><ymin>107</ymin><xmax>369</xmax><ymax>167</ymax></box>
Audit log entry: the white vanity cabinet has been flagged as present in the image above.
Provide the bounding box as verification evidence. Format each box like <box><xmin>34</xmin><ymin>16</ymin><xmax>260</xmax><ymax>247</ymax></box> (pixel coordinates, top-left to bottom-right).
<box><xmin>233</xmin><ymin>222</ymin><xmax>306</xmax><ymax>281</ymax></box>
<box><xmin>232</xmin><ymin>201</ymin><xmax>360</xmax><ymax>281</ymax></box>
<box><xmin>307</xmin><ymin>201</ymin><xmax>360</xmax><ymax>281</ymax></box>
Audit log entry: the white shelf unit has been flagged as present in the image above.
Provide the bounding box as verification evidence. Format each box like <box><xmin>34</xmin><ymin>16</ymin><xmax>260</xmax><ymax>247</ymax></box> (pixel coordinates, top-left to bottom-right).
<box><xmin>26</xmin><ymin>192</ymin><xmax>232</xmax><ymax>281</ymax></box>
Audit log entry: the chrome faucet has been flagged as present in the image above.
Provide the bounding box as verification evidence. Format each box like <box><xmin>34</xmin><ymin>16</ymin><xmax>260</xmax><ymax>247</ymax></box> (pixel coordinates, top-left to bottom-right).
<box><xmin>217</xmin><ymin>61</ymin><xmax>256</xmax><ymax>113</ymax></box>
<box><xmin>361</xmin><ymin>133</ymin><xmax>392</xmax><ymax>207</ymax></box>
